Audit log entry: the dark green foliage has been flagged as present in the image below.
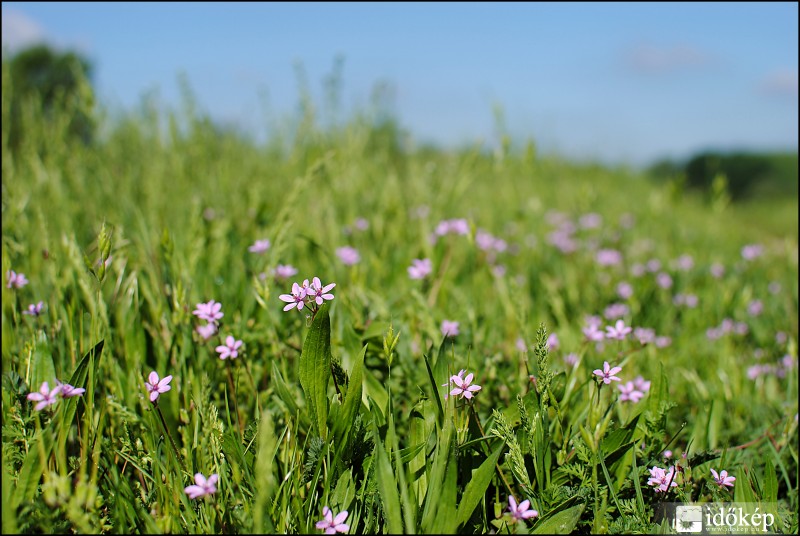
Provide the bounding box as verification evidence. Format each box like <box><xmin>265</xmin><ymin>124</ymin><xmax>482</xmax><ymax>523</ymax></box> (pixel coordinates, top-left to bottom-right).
<box><xmin>649</xmin><ymin>150</ymin><xmax>798</xmax><ymax>200</ymax></box>
<box><xmin>5</xmin><ymin>44</ymin><xmax>96</xmax><ymax>149</ymax></box>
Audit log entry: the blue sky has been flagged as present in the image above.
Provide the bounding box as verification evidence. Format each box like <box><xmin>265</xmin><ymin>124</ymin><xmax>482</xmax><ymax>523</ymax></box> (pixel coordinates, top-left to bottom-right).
<box><xmin>2</xmin><ymin>2</ymin><xmax>797</xmax><ymax>165</ymax></box>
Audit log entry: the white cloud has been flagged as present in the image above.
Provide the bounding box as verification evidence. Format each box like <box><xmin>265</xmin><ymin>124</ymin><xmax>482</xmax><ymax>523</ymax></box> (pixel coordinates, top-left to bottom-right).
<box><xmin>625</xmin><ymin>42</ymin><xmax>713</xmax><ymax>74</ymax></box>
<box><xmin>759</xmin><ymin>69</ymin><xmax>798</xmax><ymax>101</ymax></box>
<box><xmin>1</xmin><ymin>8</ymin><xmax>47</xmax><ymax>52</ymax></box>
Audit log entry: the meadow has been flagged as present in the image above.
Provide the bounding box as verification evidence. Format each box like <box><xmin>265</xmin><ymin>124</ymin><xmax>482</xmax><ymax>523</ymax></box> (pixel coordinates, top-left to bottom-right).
<box><xmin>2</xmin><ymin>71</ymin><xmax>798</xmax><ymax>534</ymax></box>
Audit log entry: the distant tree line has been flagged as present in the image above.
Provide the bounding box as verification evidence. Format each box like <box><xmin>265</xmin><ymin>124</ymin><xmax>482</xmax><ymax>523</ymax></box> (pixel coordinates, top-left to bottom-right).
<box><xmin>649</xmin><ymin>150</ymin><xmax>798</xmax><ymax>201</ymax></box>
<box><xmin>3</xmin><ymin>44</ymin><xmax>96</xmax><ymax>149</ymax></box>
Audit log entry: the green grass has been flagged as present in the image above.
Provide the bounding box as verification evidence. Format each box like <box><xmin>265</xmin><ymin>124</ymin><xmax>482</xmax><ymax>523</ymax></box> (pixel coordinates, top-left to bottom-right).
<box><xmin>2</xmin><ymin>68</ymin><xmax>798</xmax><ymax>534</ymax></box>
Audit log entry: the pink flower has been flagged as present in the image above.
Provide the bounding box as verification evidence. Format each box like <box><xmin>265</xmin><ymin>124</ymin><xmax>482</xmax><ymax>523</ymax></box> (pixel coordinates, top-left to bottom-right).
<box><xmin>354</xmin><ymin>217</ymin><xmax>369</xmax><ymax>231</ymax></box>
<box><xmin>633</xmin><ymin>376</ymin><xmax>651</xmax><ymax>393</ymax></box>
<box><xmin>675</xmin><ymin>254</ymin><xmax>694</xmax><ymax>271</ymax></box>
<box><xmin>6</xmin><ymin>270</ymin><xmax>28</xmax><ymax>289</ymax></box>
<box><xmin>710</xmin><ymin>262</ymin><xmax>725</xmax><ymax>278</ymax></box>
<box><xmin>274</xmin><ymin>264</ymin><xmax>299</xmax><ymax>281</ymax></box>
<box><xmin>616</xmin><ymin>282</ymin><xmax>633</xmax><ymax>300</ymax></box>
<box><xmin>184</xmin><ymin>472</ymin><xmax>219</xmax><ymax>499</ymax></box>
<box><xmin>546</xmin><ymin>333</ymin><xmax>559</xmax><ymax>351</ymax></box>
<box><xmin>747</xmin><ymin>300</ymin><xmax>763</xmax><ymax>317</ymax></box>
<box><xmin>442</xmin><ymin>369</ymin><xmax>467</xmax><ymax>400</ymax></box>
<box><xmin>710</xmin><ymin>469</ymin><xmax>735</xmax><ymax>488</ymax></box>
<box><xmin>655</xmin><ymin>336</ymin><xmax>672</xmax><ymax>348</ymax></box>
<box><xmin>336</xmin><ymin>246</ymin><xmax>360</xmax><ymax>266</ymax></box>
<box><xmin>646</xmin><ymin>259</ymin><xmax>662</xmax><ymax>272</ymax></box>
<box><xmin>515</xmin><ymin>338</ymin><xmax>528</xmax><ymax>353</ymax></box>
<box><xmin>145</xmin><ymin>371</ymin><xmax>173</xmax><ymax>403</ymax></box>
<box><xmin>507</xmin><ymin>495</ymin><xmax>538</xmax><ymax>521</ymax></box>
<box><xmin>408</xmin><ymin>258</ymin><xmax>433</xmax><ymax>280</ymax></box>
<box><xmin>196</xmin><ymin>323</ymin><xmax>218</xmax><ymax>340</ymax></box>
<box><xmin>441</xmin><ymin>320</ymin><xmax>460</xmax><ymax>338</ymax></box>
<box><xmin>593</xmin><ymin>361</ymin><xmax>622</xmax><ymax>384</ymax></box>
<box><xmin>56</xmin><ymin>380</ymin><xmax>85</xmax><ymax>398</ymax></box>
<box><xmin>656</xmin><ymin>272</ymin><xmax>673</xmax><ymax>289</ymax></box>
<box><xmin>605</xmin><ymin>319</ymin><xmax>632</xmax><ymax>340</ymax></box>
<box><xmin>435</xmin><ymin>218</ymin><xmax>469</xmax><ymax>236</ymax></box>
<box><xmin>308</xmin><ymin>277</ymin><xmax>336</xmax><ymax>305</ymax></box>
<box><xmin>248</xmin><ymin>239</ymin><xmax>271</xmax><ymax>254</ymax></box>
<box><xmin>634</xmin><ymin>327</ymin><xmax>656</xmax><ymax>345</ymax></box>
<box><xmin>596</xmin><ymin>249</ymin><xmax>622</xmax><ymax>266</ymax></box>
<box><xmin>449</xmin><ymin>372</ymin><xmax>481</xmax><ymax>400</ymax></box>
<box><xmin>193</xmin><ymin>300</ymin><xmax>224</xmax><ymax>324</ymax></box>
<box><xmin>563</xmin><ymin>353</ymin><xmax>579</xmax><ymax>367</ymax></box>
<box><xmin>216</xmin><ymin>335</ymin><xmax>243</xmax><ymax>360</ymax></box>
<box><xmin>648</xmin><ymin>466</ymin><xmax>678</xmax><ymax>492</ymax></box>
<box><xmin>741</xmin><ymin>244</ymin><xmax>763</xmax><ymax>260</ymax></box>
<box><xmin>22</xmin><ymin>301</ymin><xmax>45</xmax><ymax>316</ymax></box>
<box><xmin>583</xmin><ymin>323</ymin><xmax>605</xmax><ymax>342</ymax></box>
<box><xmin>279</xmin><ymin>282</ymin><xmax>307</xmax><ymax>312</ymax></box>
<box><xmin>618</xmin><ymin>381</ymin><xmax>645</xmax><ymax>403</ymax></box>
<box><xmin>316</xmin><ymin>506</ymin><xmax>349</xmax><ymax>534</ymax></box>
<box><xmin>579</xmin><ymin>213</ymin><xmax>602</xmax><ymax>229</ymax></box>
<box><xmin>604</xmin><ymin>303</ymin><xmax>629</xmax><ymax>320</ymax></box>
<box><xmin>27</xmin><ymin>381</ymin><xmax>62</xmax><ymax>411</ymax></box>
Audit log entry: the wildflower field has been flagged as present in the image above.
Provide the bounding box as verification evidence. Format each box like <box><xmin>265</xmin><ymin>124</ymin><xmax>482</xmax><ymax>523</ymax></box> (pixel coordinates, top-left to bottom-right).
<box><xmin>2</xmin><ymin>77</ymin><xmax>798</xmax><ymax>534</ymax></box>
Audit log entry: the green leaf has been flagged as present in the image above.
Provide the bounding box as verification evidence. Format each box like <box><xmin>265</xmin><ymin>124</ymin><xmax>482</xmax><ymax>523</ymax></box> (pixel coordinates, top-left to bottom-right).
<box><xmin>299</xmin><ymin>306</ymin><xmax>332</xmax><ymax>439</ymax></box>
<box><xmin>2</xmin><ymin>464</ymin><xmax>18</xmax><ymax>534</ymax></box>
<box><xmin>333</xmin><ymin>344</ymin><xmax>365</xmax><ymax>449</ymax></box>
<box><xmin>372</xmin><ymin>410</ymin><xmax>404</xmax><ymax>534</ymax></box>
<box><xmin>421</xmin><ymin>419</ymin><xmax>456</xmax><ymax>533</ymax></box>
<box><xmin>456</xmin><ymin>443</ymin><xmax>503</xmax><ymax>526</ymax></box>
<box><xmin>271</xmin><ymin>361</ymin><xmax>311</xmax><ymax>428</ymax></box>
<box><xmin>532</xmin><ymin>503</ymin><xmax>585</xmax><ymax>534</ymax></box>
<box><xmin>733</xmin><ymin>467</ymin><xmax>758</xmax><ymax>504</ymax></box>
<box><xmin>30</xmin><ymin>330</ymin><xmax>56</xmax><ymax>393</ymax></box>
<box><xmin>364</xmin><ymin>369</ymin><xmax>388</xmax><ymax>420</ymax></box>
<box><xmin>423</xmin><ymin>352</ymin><xmax>444</xmax><ymax>425</ymax></box>
<box><xmin>763</xmin><ymin>458</ymin><xmax>777</xmax><ymax>503</ymax></box>
<box><xmin>254</xmin><ymin>411</ymin><xmax>279</xmax><ymax>534</ymax></box>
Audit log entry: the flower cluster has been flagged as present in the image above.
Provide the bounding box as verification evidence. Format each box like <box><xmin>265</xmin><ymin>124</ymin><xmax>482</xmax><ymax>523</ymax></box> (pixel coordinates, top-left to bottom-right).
<box><xmin>706</xmin><ymin>318</ymin><xmax>749</xmax><ymax>340</ymax></box>
<box><xmin>279</xmin><ymin>277</ymin><xmax>336</xmax><ymax>313</ymax></box>
<box><xmin>193</xmin><ymin>300</ymin><xmax>224</xmax><ymax>340</ymax></box>
<box><xmin>27</xmin><ymin>380</ymin><xmax>85</xmax><ymax>411</ymax></box>
<box><xmin>434</xmin><ymin>218</ymin><xmax>469</xmax><ymax>237</ymax></box>
<box><xmin>648</xmin><ymin>465</ymin><xmax>678</xmax><ymax>493</ymax></box>
<box><xmin>6</xmin><ymin>270</ymin><xmax>28</xmax><ymax>289</ymax></box>
<box><xmin>618</xmin><ymin>376</ymin><xmax>651</xmax><ymax>402</ymax></box>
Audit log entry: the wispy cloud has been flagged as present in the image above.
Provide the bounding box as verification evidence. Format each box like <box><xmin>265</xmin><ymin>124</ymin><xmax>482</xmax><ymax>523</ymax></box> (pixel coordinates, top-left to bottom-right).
<box><xmin>758</xmin><ymin>69</ymin><xmax>798</xmax><ymax>101</ymax></box>
<box><xmin>625</xmin><ymin>42</ymin><xmax>713</xmax><ymax>74</ymax></box>
<box><xmin>1</xmin><ymin>8</ymin><xmax>47</xmax><ymax>52</ymax></box>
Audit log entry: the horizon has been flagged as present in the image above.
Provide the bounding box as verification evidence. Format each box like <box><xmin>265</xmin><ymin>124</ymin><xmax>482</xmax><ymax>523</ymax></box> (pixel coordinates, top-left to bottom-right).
<box><xmin>2</xmin><ymin>2</ymin><xmax>797</xmax><ymax>167</ymax></box>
